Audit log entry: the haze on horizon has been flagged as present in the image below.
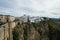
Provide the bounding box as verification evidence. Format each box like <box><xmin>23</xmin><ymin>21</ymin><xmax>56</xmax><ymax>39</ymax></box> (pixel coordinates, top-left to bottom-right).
<box><xmin>0</xmin><ymin>0</ymin><xmax>60</xmax><ymax>18</ymax></box>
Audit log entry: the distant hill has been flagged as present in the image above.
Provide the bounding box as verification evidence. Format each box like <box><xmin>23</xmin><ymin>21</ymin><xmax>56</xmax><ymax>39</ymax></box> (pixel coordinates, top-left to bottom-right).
<box><xmin>43</xmin><ymin>17</ymin><xmax>60</xmax><ymax>22</ymax></box>
<box><xmin>51</xmin><ymin>18</ymin><xmax>60</xmax><ymax>22</ymax></box>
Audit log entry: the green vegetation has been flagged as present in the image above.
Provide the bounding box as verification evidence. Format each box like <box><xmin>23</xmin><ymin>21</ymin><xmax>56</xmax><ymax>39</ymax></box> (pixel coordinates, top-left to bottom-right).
<box><xmin>13</xmin><ymin>29</ymin><xmax>19</xmax><ymax>40</ymax></box>
<box><xmin>32</xmin><ymin>19</ymin><xmax>60</xmax><ymax>40</ymax></box>
<box><xmin>13</xmin><ymin>19</ymin><xmax>60</xmax><ymax>40</ymax></box>
<box><xmin>13</xmin><ymin>25</ymin><xmax>19</xmax><ymax>40</ymax></box>
<box><xmin>23</xmin><ymin>26</ymin><xmax>28</xmax><ymax>40</ymax></box>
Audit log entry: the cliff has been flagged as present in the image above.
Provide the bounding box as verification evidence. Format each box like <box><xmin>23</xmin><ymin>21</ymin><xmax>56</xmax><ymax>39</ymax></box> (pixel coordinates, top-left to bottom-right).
<box><xmin>0</xmin><ymin>14</ymin><xmax>60</xmax><ymax>40</ymax></box>
<box><xmin>13</xmin><ymin>20</ymin><xmax>60</xmax><ymax>40</ymax></box>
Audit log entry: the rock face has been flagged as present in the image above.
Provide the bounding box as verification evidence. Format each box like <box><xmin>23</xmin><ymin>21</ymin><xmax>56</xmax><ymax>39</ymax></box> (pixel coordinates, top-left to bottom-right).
<box><xmin>0</xmin><ymin>23</ymin><xmax>9</xmax><ymax>40</ymax></box>
<box><xmin>0</xmin><ymin>22</ymin><xmax>16</xmax><ymax>40</ymax></box>
<box><xmin>26</xmin><ymin>23</ymin><xmax>49</xmax><ymax>40</ymax></box>
<box><xmin>0</xmin><ymin>14</ymin><xmax>58</xmax><ymax>40</ymax></box>
<box><xmin>25</xmin><ymin>22</ymin><xmax>40</xmax><ymax>40</ymax></box>
<box><xmin>13</xmin><ymin>18</ymin><xmax>50</xmax><ymax>40</ymax></box>
<box><xmin>0</xmin><ymin>28</ymin><xmax>4</xmax><ymax>40</ymax></box>
<box><xmin>13</xmin><ymin>20</ymin><xmax>58</xmax><ymax>40</ymax></box>
<box><xmin>0</xmin><ymin>15</ymin><xmax>16</xmax><ymax>40</ymax></box>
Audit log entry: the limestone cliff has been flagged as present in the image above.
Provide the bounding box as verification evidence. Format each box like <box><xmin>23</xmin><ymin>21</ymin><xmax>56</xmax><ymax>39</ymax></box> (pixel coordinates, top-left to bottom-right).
<box><xmin>0</xmin><ymin>14</ymin><xmax>59</xmax><ymax>40</ymax></box>
<box><xmin>13</xmin><ymin>20</ymin><xmax>59</xmax><ymax>40</ymax></box>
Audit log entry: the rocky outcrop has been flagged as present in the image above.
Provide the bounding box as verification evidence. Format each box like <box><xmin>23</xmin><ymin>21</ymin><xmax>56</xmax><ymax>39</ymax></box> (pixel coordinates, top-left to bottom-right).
<box><xmin>13</xmin><ymin>19</ymin><xmax>50</xmax><ymax>40</ymax></box>
<box><xmin>0</xmin><ymin>15</ymin><xmax>15</xmax><ymax>23</ymax></box>
<box><xmin>0</xmin><ymin>14</ymin><xmax>59</xmax><ymax>40</ymax></box>
<box><xmin>0</xmin><ymin>14</ymin><xmax>16</xmax><ymax>40</ymax></box>
<box><xmin>13</xmin><ymin>20</ymin><xmax>60</xmax><ymax>40</ymax></box>
<box><xmin>0</xmin><ymin>22</ymin><xmax>16</xmax><ymax>40</ymax></box>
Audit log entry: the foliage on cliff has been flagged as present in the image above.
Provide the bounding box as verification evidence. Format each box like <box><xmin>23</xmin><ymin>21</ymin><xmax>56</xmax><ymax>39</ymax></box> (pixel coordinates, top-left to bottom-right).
<box><xmin>13</xmin><ymin>19</ymin><xmax>60</xmax><ymax>40</ymax></box>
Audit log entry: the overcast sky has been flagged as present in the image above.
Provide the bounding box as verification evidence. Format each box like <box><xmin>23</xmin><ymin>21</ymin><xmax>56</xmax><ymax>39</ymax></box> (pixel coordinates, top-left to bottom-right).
<box><xmin>0</xmin><ymin>0</ymin><xmax>60</xmax><ymax>18</ymax></box>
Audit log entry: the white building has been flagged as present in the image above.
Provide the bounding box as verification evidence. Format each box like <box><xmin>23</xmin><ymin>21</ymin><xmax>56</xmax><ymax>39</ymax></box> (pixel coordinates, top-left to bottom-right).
<box><xmin>30</xmin><ymin>16</ymin><xmax>44</xmax><ymax>22</ymax></box>
<box><xmin>18</xmin><ymin>14</ymin><xmax>30</xmax><ymax>22</ymax></box>
<box><xmin>20</xmin><ymin>15</ymin><xmax>44</xmax><ymax>23</ymax></box>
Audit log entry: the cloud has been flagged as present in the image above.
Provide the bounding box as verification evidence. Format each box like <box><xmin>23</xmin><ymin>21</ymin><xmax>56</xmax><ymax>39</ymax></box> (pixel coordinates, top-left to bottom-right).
<box><xmin>0</xmin><ymin>0</ymin><xmax>60</xmax><ymax>18</ymax></box>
